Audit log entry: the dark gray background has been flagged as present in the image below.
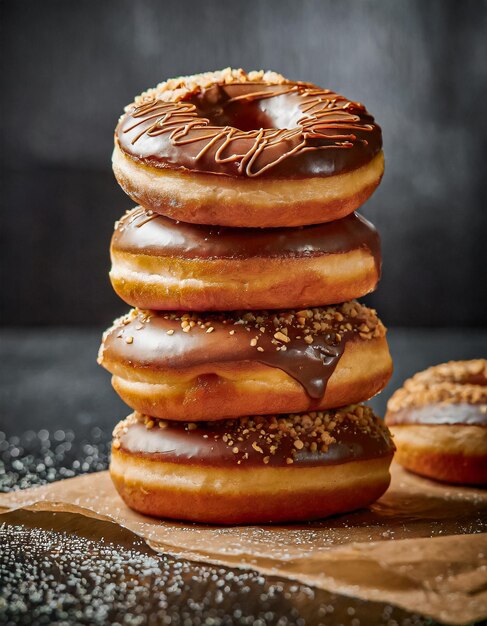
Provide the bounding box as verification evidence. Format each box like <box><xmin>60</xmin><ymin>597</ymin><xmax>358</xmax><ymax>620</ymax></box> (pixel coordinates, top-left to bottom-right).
<box><xmin>1</xmin><ymin>0</ymin><xmax>486</xmax><ymax>327</ymax></box>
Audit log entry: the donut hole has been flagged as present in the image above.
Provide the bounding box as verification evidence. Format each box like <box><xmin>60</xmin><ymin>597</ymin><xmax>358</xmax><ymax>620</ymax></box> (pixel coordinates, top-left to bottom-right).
<box><xmin>191</xmin><ymin>85</ymin><xmax>301</xmax><ymax>132</ymax></box>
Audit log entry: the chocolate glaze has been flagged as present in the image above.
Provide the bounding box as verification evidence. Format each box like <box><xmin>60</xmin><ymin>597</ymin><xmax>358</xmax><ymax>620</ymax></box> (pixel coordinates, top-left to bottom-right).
<box><xmin>387</xmin><ymin>403</ymin><xmax>487</xmax><ymax>427</ymax></box>
<box><xmin>116</xmin><ymin>81</ymin><xmax>382</xmax><ymax>179</ymax></box>
<box><xmin>101</xmin><ymin>304</ymin><xmax>384</xmax><ymax>400</ymax></box>
<box><xmin>112</xmin><ymin>208</ymin><xmax>381</xmax><ymax>274</ymax></box>
<box><xmin>117</xmin><ymin>414</ymin><xmax>395</xmax><ymax>469</ymax></box>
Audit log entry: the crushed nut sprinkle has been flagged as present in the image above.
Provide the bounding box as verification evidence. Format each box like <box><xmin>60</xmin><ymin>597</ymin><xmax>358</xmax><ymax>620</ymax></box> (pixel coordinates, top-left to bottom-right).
<box><xmin>274</xmin><ymin>331</ymin><xmax>291</xmax><ymax>344</ymax></box>
<box><xmin>103</xmin><ymin>302</ymin><xmax>385</xmax><ymax>357</ymax></box>
<box><xmin>113</xmin><ymin>406</ymin><xmax>393</xmax><ymax>466</ymax></box>
<box><xmin>387</xmin><ymin>359</ymin><xmax>487</xmax><ymax>413</ymax></box>
<box><xmin>130</xmin><ymin>68</ymin><xmax>290</xmax><ymax>110</ymax></box>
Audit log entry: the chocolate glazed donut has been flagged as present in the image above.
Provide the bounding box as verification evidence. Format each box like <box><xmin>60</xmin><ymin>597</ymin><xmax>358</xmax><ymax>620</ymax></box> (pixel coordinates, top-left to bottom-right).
<box><xmin>110</xmin><ymin>207</ymin><xmax>382</xmax><ymax>310</ymax></box>
<box><xmin>110</xmin><ymin>407</ymin><xmax>395</xmax><ymax>523</ymax></box>
<box><xmin>112</xmin><ymin>69</ymin><xmax>384</xmax><ymax>227</ymax></box>
<box><xmin>98</xmin><ymin>302</ymin><xmax>393</xmax><ymax>421</ymax></box>
<box><xmin>386</xmin><ymin>360</ymin><xmax>487</xmax><ymax>485</ymax></box>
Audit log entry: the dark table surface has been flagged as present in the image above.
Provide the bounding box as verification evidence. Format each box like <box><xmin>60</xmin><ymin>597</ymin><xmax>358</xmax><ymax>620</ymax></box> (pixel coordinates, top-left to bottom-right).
<box><xmin>1</xmin><ymin>327</ymin><xmax>486</xmax><ymax>625</ymax></box>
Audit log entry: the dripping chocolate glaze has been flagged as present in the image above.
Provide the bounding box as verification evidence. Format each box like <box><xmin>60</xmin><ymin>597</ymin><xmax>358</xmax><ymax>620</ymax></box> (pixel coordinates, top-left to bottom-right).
<box><xmin>116</xmin><ymin>81</ymin><xmax>382</xmax><ymax>179</ymax></box>
<box><xmin>387</xmin><ymin>403</ymin><xmax>487</xmax><ymax>427</ymax></box>
<box><xmin>112</xmin><ymin>207</ymin><xmax>381</xmax><ymax>274</ymax></box>
<box><xmin>101</xmin><ymin>305</ymin><xmax>385</xmax><ymax>400</ymax></box>
<box><xmin>116</xmin><ymin>412</ymin><xmax>395</xmax><ymax>469</ymax></box>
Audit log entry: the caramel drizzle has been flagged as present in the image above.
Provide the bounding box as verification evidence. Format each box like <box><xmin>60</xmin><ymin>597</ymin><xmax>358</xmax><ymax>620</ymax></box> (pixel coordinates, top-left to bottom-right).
<box><xmin>123</xmin><ymin>83</ymin><xmax>375</xmax><ymax>177</ymax></box>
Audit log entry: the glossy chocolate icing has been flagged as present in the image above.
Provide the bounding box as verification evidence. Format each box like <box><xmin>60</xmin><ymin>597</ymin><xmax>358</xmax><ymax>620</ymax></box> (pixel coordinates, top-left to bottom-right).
<box><xmin>387</xmin><ymin>403</ymin><xmax>487</xmax><ymax>427</ymax></box>
<box><xmin>116</xmin><ymin>411</ymin><xmax>395</xmax><ymax>468</ymax></box>
<box><xmin>116</xmin><ymin>81</ymin><xmax>382</xmax><ymax>179</ymax></box>
<box><xmin>101</xmin><ymin>304</ymin><xmax>385</xmax><ymax>400</ymax></box>
<box><xmin>112</xmin><ymin>207</ymin><xmax>381</xmax><ymax>273</ymax></box>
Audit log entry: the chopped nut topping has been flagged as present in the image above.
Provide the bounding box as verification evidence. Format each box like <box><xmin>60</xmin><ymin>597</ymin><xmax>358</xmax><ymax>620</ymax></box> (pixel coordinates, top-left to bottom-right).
<box><xmin>113</xmin><ymin>404</ymin><xmax>393</xmax><ymax>469</ymax></box>
<box><xmin>387</xmin><ymin>359</ymin><xmax>487</xmax><ymax>413</ymax></box>
<box><xmin>274</xmin><ymin>331</ymin><xmax>290</xmax><ymax>343</ymax></box>
<box><xmin>105</xmin><ymin>302</ymin><xmax>385</xmax><ymax>359</ymax></box>
<box><xmin>131</xmin><ymin>68</ymin><xmax>290</xmax><ymax>111</ymax></box>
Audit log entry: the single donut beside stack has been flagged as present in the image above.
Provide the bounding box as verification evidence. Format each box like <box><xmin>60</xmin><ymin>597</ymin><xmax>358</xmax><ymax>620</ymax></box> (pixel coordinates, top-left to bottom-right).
<box><xmin>100</xmin><ymin>68</ymin><xmax>395</xmax><ymax>523</ymax></box>
<box><xmin>386</xmin><ymin>360</ymin><xmax>487</xmax><ymax>485</ymax></box>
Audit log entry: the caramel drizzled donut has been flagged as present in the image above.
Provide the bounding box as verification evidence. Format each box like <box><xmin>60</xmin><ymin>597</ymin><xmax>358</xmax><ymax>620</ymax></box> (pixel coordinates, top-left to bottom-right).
<box><xmin>113</xmin><ymin>68</ymin><xmax>384</xmax><ymax>227</ymax></box>
<box><xmin>110</xmin><ymin>207</ymin><xmax>381</xmax><ymax>310</ymax></box>
<box><xmin>110</xmin><ymin>406</ymin><xmax>395</xmax><ymax>523</ymax></box>
<box><xmin>98</xmin><ymin>302</ymin><xmax>392</xmax><ymax>421</ymax></box>
<box><xmin>386</xmin><ymin>360</ymin><xmax>487</xmax><ymax>485</ymax></box>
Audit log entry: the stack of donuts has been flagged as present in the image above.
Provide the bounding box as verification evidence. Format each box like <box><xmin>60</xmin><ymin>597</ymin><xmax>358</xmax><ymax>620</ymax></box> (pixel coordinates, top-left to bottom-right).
<box><xmin>98</xmin><ymin>68</ymin><xmax>395</xmax><ymax>523</ymax></box>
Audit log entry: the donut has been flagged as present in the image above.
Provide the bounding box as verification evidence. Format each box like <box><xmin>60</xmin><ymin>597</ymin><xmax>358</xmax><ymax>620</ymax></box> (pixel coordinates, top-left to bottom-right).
<box><xmin>113</xmin><ymin>68</ymin><xmax>384</xmax><ymax>227</ymax></box>
<box><xmin>110</xmin><ymin>207</ymin><xmax>381</xmax><ymax>311</ymax></box>
<box><xmin>110</xmin><ymin>406</ymin><xmax>395</xmax><ymax>523</ymax></box>
<box><xmin>98</xmin><ymin>302</ymin><xmax>392</xmax><ymax>421</ymax></box>
<box><xmin>386</xmin><ymin>360</ymin><xmax>487</xmax><ymax>485</ymax></box>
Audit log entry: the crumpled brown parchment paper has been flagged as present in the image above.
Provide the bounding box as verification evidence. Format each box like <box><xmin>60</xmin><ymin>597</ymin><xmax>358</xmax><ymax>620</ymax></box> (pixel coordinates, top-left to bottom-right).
<box><xmin>1</xmin><ymin>463</ymin><xmax>486</xmax><ymax>625</ymax></box>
